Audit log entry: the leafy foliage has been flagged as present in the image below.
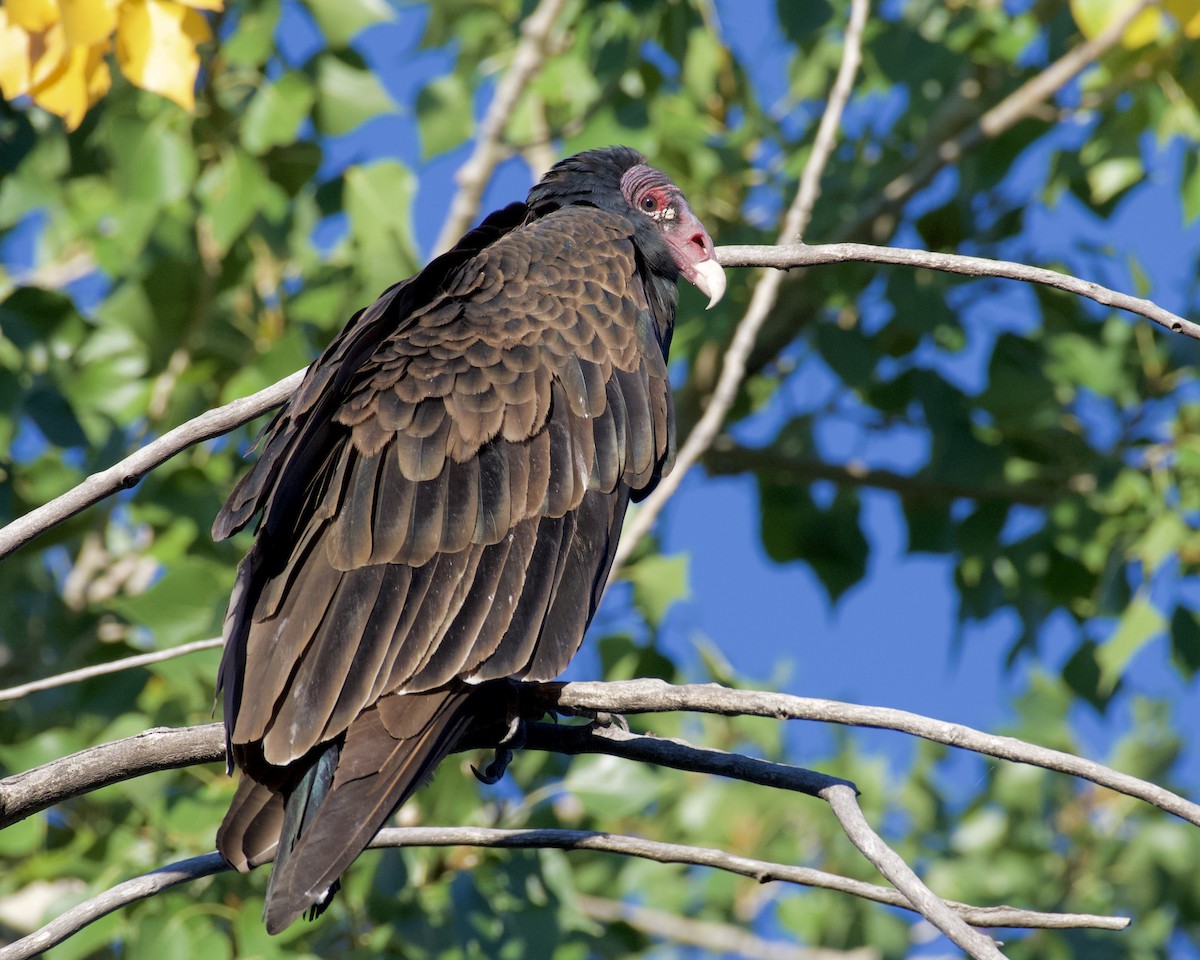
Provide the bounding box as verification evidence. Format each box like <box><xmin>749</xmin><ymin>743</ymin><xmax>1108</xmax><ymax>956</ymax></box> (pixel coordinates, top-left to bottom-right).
<box><xmin>2</xmin><ymin>1</ymin><xmax>1200</xmax><ymax>957</ymax></box>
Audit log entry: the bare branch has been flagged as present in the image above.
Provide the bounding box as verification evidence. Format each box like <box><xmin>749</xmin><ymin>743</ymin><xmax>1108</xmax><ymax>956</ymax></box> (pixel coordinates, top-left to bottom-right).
<box><xmin>545</xmin><ymin>679</ymin><xmax>1200</xmax><ymax>828</ymax></box>
<box><xmin>0</xmin><ymin>824</ymin><xmax>1127</xmax><ymax>960</ymax></box>
<box><xmin>735</xmin><ymin>0</ymin><xmax>1159</xmax><ymax>387</ymax></box>
<box><xmin>0</xmin><ymin>370</ymin><xmax>306</xmax><ymax>563</ymax></box>
<box><xmin>872</xmin><ymin>0</ymin><xmax>1155</xmax><ymax>219</ymax></box>
<box><xmin>0</xmin><ymin>853</ymin><xmax>228</xmax><ymax>960</ymax></box>
<box><xmin>0</xmin><ymin>724</ymin><xmax>224</xmax><ymax>831</ymax></box>
<box><xmin>822</xmin><ymin>784</ymin><xmax>1005</xmax><ymax>960</ymax></box>
<box><xmin>523</xmin><ymin>719</ymin><xmax>852</xmax><ymax>798</ymax></box>
<box><xmin>5</xmin><ymin>247</ymin><xmax>1187</xmax><ymax>567</ymax></box>
<box><xmin>7</xmin><ymin>679</ymin><xmax>1197</xmax><ymax>833</ymax></box>
<box><xmin>612</xmin><ymin>0</ymin><xmax>871</xmax><ymax>570</ymax></box>
<box><xmin>717</xmin><ymin>241</ymin><xmax>1200</xmax><ymax>340</ymax></box>
<box><xmin>432</xmin><ymin>0</ymin><xmax>569</xmax><ymax>255</ymax></box>
<box><xmin>0</xmin><ymin>638</ymin><xmax>223</xmax><ymax>704</ymax></box>
<box><xmin>575</xmin><ymin>893</ymin><xmax>880</xmax><ymax>960</ymax></box>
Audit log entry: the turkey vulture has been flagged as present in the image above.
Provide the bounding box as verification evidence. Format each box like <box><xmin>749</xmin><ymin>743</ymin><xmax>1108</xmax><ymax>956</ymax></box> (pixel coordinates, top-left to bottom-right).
<box><xmin>212</xmin><ymin>146</ymin><xmax>726</xmax><ymax>932</ymax></box>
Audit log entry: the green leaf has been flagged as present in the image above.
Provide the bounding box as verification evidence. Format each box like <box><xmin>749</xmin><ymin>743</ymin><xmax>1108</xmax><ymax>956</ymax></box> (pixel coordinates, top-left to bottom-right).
<box><xmin>1170</xmin><ymin>606</ymin><xmax>1200</xmax><ymax>677</ymax></box>
<box><xmin>759</xmin><ymin>481</ymin><xmax>867</xmax><ymax>602</ymax></box>
<box><xmin>564</xmin><ymin>753</ymin><xmax>667</xmax><ymax>819</ymax></box>
<box><xmin>1086</xmin><ymin>156</ymin><xmax>1143</xmax><ymax>206</ymax></box>
<box><xmin>344</xmin><ymin>160</ymin><xmax>419</xmax><ymax>291</ymax></box>
<box><xmin>315</xmin><ymin>54</ymin><xmax>398</xmax><ymax>136</ymax></box>
<box><xmin>1097</xmin><ymin>598</ymin><xmax>1166</xmax><ymax>693</ymax></box>
<box><xmin>623</xmin><ymin>552</ymin><xmax>690</xmax><ymax>626</ymax></box>
<box><xmin>106</xmin><ymin>117</ymin><xmax>197</xmax><ymax>208</ymax></box>
<box><xmin>110</xmin><ymin>558</ymin><xmax>228</xmax><ymax>647</ymax></box>
<box><xmin>776</xmin><ymin>0</ymin><xmax>834</xmax><ymax>42</ymax></box>
<box><xmin>416</xmin><ymin>73</ymin><xmax>474</xmax><ymax>159</ymax></box>
<box><xmin>223</xmin><ymin>0</ymin><xmax>281</xmax><ymax>66</ymax></box>
<box><xmin>25</xmin><ymin>381</ymin><xmax>89</xmax><ymax>448</ymax></box>
<box><xmin>305</xmin><ymin>0</ymin><xmax>394</xmax><ymax>48</ymax></box>
<box><xmin>198</xmin><ymin>149</ymin><xmax>271</xmax><ymax>254</ymax></box>
<box><xmin>1184</xmin><ymin>151</ymin><xmax>1200</xmax><ymax>224</ymax></box>
<box><xmin>241</xmin><ymin>72</ymin><xmax>315</xmax><ymax>156</ymax></box>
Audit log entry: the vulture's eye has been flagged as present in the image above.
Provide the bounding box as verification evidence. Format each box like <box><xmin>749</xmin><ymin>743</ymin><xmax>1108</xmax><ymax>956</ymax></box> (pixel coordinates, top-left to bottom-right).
<box><xmin>640</xmin><ymin>194</ymin><xmax>658</xmax><ymax>212</ymax></box>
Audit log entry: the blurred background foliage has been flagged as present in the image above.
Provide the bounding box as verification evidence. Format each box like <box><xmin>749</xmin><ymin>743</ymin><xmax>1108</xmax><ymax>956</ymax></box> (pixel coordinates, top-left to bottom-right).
<box><xmin>2</xmin><ymin>0</ymin><xmax>1200</xmax><ymax>957</ymax></box>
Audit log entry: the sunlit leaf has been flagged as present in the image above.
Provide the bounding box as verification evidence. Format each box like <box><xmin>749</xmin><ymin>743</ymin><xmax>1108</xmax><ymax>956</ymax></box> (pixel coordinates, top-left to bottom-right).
<box><xmin>1070</xmin><ymin>0</ymin><xmax>1166</xmax><ymax>46</ymax></box>
<box><xmin>59</xmin><ymin>0</ymin><xmax>117</xmax><ymax>47</ymax></box>
<box><xmin>241</xmin><ymin>71</ymin><xmax>314</xmax><ymax>155</ymax></box>
<box><xmin>1166</xmin><ymin>0</ymin><xmax>1200</xmax><ymax>35</ymax></box>
<box><xmin>314</xmin><ymin>53</ymin><xmax>397</xmax><ymax>136</ymax></box>
<box><xmin>116</xmin><ymin>0</ymin><xmax>212</xmax><ymax>111</ymax></box>
<box><xmin>415</xmin><ymin>72</ymin><xmax>472</xmax><ymax>158</ymax></box>
<box><xmin>623</xmin><ymin>552</ymin><xmax>690</xmax><ymax>626</ymax></box>
<box><xmin>1097</xmin><ymin>598</ymin><xmax>1166</xmax><ymax>693</ymax></box>
<box><xmin>305</xmin><ymin>0</ymin><xmax>393</xmax><ymax>48</ymax></box>
<box><xmin>26</xmin><ymin>38</ymin><xmax>111</xmax><ymax>130</ymax></box>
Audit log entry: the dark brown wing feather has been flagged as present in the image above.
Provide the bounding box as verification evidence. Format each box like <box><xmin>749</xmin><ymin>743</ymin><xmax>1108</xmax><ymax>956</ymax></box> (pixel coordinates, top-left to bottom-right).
<box><xmin>215</xmin><ymin>202</ymin><xmax>676</xmax><ymax>926</ymax></box>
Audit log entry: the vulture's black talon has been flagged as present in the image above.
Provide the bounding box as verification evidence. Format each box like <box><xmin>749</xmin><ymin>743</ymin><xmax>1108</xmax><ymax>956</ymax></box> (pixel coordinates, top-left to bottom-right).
<box><xmin>472</xmin><ymin>746</ymin><xmax>514</xmax><ymax>785</ymax></box>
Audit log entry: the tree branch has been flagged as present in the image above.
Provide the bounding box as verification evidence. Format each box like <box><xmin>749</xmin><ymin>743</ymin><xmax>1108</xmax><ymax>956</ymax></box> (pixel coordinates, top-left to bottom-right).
<box><xmin>823</xmin><ymin>784</ymin><xmax>1004</xmax><ymax>959</ymax></box>
<box><xmin>542</xmin><ymin>680</ymin><xmax>1200</xmax><ymax>828</ymax></box>
<box><xmin>0</xmin><ymin>822</ymin><xmax>1128</xmax><ymax>960</ymax></box>
<box><xmin>432</xmin><ymin>0</ymin><xmax>569</xmax><ymax>255</ymax></box>
<box><xmin>3</xmin><ymin>246</ymin><xmax>1188</xmax><ymax>567</ymax></box>
<box><xmin>718</xmin><ymin>241</ymin><xmax>1200</xmax><ymax>340</ymax></box>
<box><xmin>867</xmin><ymin>0</ymin><xmax>1155</xmax><ymax>225</ymax></box>
<box><xmin>736</xmin><ymin>0</ymin><xmax>1157</xmax><ymax>387</ymax></box>
<box><xmin>6</xmin><ymin>680</ymin><xmax>1197</xmax><ymax>833</ymax></box>
<box><xmin>0</xmin><ymin>370</ymin><xmax>306</xmax><ymax>562</ymax></box>
<box><xmin>574</xmin><ymin>893</ymin><xmax>881</xmax><ymax>960</ymax></box>
<box><xmin>0</xmin><ymin>724</ymin><xmax>225</xmax><ymax>831</ymax></box>
<box><xmin>0</xmin><ymin>638</ymin><xmax>223</xmax><ymax>704</ymax></box>
<box><xmin>611</xmin><ymin>0</ymin><xmax>871</xmax><ymax>571</ymax></box>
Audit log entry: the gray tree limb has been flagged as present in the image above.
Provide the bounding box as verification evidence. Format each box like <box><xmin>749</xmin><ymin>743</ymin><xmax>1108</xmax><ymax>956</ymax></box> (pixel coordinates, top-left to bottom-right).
<box><xmin>0</xmin><ymin>823</ymin><xmax>1128</xmax><ymax>960</ymax></box>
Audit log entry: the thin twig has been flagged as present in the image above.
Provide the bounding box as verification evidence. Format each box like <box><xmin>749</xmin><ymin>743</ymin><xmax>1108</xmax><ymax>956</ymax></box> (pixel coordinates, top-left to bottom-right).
<box><xmin>0</xmin><ymin>370</ymin><xmax>306</xmax><ymax>562</ymax></box>
<box><xmin>0</xmin><ymin>638</ymin><xmax>223</xmax><ymax>704</ymax></box>
<box><xmin>575</xmin><ymin>893</ymin><xmax>881</xmax><ymax>960</ymax></box>
<box><xmin>0</xmin><ymin>853</ymin><xmax>228</xmax><ymax>960</ymax></box>
<box><xmin>611</xmin><ymin>0</ymin><xmax>870</xmax><ymax>571</ymax></box>
<box><xmin>738</xmin><ymin>0</ymin><xmax>1157</xmax><ymax>385</ymax></box>
<box><xmin>3</xmin><ymin>245</ymin><xmax>1190</xmax><ymax>567</ymax></box>
<box><xmin>432</xmin><ymin>0</ymin><xmax>569</xmax><ymax>255</ymax></box>
<box><xmin>6</xmin><ymin>680</ymin><xmax>1198</xmax><ymax>832</ymax></box>
<box><xmin>718</xmin><ymin>242</ymin><xmax>1200</xmax><ymax>340</ymax></box>
<box><xmin>543</xmin><ymin>679</ymin><xmax>1200</xmax><ymax>829</ymax></box>
<box><xmin>822</xmin><ymin>784</ymin><xmax>1006</xmax><ymax>960</ymax></box>
<box><xmin>0</xmin><ymin>824</ymin><xmax>1127</xmax><ymax>960</ymax></box>
<box><xmin>873</xmin><ymin>0</ymin><xmax>1155</xmax><ymax>218</ymax></box>
<box><xmin>522</xmin><ymin>720</ymin><xmax>855</xmax><ymax>798</ymax></box>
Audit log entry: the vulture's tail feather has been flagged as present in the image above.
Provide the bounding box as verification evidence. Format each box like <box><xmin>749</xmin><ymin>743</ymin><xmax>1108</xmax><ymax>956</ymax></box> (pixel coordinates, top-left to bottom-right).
<box><xmin>256</xmin><ymin>687</ymin><xmax>478</xmax><ymax>934</ymax></box>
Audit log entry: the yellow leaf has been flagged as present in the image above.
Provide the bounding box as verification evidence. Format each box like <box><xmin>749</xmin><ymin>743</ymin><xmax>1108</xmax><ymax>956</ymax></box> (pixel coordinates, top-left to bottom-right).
<box><xmin>28</xmin><ymin>21</ymin><xmax>68</xmax><ymax>90</ymax></box>
<box><xmin>174</xmin><ymin>0</ymin><xmax>224</xmax><ymax>10</ymax></box>
<box><xmin>29</xmin><ymin>40</ymin><xmax>112</xmax><ymax>130</ymax></box>
<box><xmin>1166</xmin><ymin>0</ymin><xmax>1200</xmax><ymax>36</ymax></box>
<box><xmin>0</xmin><ymin>11</ymin><xmax>33</xmax><ymax>99</ymax></box>
<box><xmin>5</xmin><ymin>0</ymin><xmax>58</xmax><ymax>32</ymax></box>
<box><xmin>60</xmin><ymin>0</ymin><xmax>120</xmax><ymax>48</ymax></box>
<box><xmin>116</xmin><ymin>0</ymin><xmax>211</xmax><ymax>111</ymax></box>
<box><xmin>1070</xmin><ymin>0</ymin><xmax>1166</xmax><ymax>47</ymax></box>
